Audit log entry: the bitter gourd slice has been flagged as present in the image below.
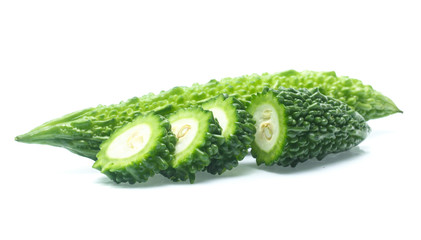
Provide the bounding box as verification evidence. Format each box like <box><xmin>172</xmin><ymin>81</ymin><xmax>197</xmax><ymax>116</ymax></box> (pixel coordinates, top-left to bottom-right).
<box><xmin>92</xmin><ymin>113</ymin><xmax>176</xmax><ymax>184</ymax></box>
<box><xmin>247</xmin><ymin>87</ymin><xmax>370</xmax><ymax>167</ymax></box>
<box><xmin>160</xmin><ymin>107</ymin><xmax>224</xmax><ymax>183</ymax></box>
<box><xmin>201</xmin><ymin>95</ymin><xmax>256</xmax><ymax>174</ymax></box>
<box><xmin>16</xmin><ymin>70</ymin><xmax>397</xmax><ymax>160</ymax></box>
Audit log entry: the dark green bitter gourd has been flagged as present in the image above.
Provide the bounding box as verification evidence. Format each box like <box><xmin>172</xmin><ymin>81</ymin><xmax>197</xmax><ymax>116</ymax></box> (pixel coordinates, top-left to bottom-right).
<box><xmin>93</xmin><ymin>113</ymin><xmax>176</xmax><ymax>184</ymax></box>
<box><xmin>201</xmin><ymin>95</ymin><xmax>256</xmax><ymax>175</ymax></box>
<box><xmin>16</xmin><ymin>70</ymin><xmax>397</xmax><ymax>160</ymax></box>
<box><xmin>160</xmin><ymin>107</ymin><xmax>224</xmax><ymax>183</ymax></box>
<box><xmin>247</xmin><ymin>87</ymin><xmax>370</xmax><ymax>167</ymax></box>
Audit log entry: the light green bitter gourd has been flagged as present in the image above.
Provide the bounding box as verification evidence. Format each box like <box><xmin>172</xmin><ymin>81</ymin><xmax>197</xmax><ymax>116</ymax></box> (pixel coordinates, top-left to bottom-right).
<box><xmin>15</xmin><ymin>70</ymin><xmax>400</xmax><ymax>159</ymax></box>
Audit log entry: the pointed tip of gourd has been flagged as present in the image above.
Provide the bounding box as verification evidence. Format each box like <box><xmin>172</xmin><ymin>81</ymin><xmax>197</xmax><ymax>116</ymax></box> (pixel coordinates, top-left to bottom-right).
<box><xmin>15</xmin><ymin>133</ymin><xmax>30</xmax><ymax>143</ymax></box>
<box><xmin>384</xmin><ymin>105</ymin><xmax>404</xmax><ymax>119</ymax></box>
<box><xmin>391</xmin><ymin>101</ymin><xmax>403</xmax><ymax>114</ymax></box>
<box><xmin>15</xmin><ymin>131</ymin><xmax>43</xmax><ymax>144</ymax></box>
<box><xmin>15</xmin><ymin>128</ymin><xmax>51</xmax><ymax>144</ymax></box>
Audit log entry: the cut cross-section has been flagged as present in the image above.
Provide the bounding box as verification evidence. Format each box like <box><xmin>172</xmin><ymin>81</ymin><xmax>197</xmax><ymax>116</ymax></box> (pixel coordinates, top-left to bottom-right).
<box><xmin>160</xmin><ymin>107</ymin><xmax>224</xmax><ymax>183</ymax></box>
<box><xmin>201</xmin><ymin>95</ymin><xmax>256</xmax><ymax>174</ymax></box>
<box><xmin>93</xmin><ymin>113</ymin><xmax>176</xmax><ymax>184</ymax></box>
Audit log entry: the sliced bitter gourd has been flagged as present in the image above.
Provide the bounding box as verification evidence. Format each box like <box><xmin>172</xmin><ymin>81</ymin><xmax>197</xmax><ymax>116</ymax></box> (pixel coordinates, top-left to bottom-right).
<box><xmin>15</xmin><ymin>70</ymin><xmax>400</xmax><ymax>161</ymax></box>
<box><xmin>93</xmin><ymin>113</ymin><xmax>176</xmax><ymax>184</ymax></box>
<box><xmin>201</xmin><ymin>94</ymin><xmax>256</xmax><ymax>174</ymax></box>
<box><xmin>247</xmin><ymin>87</ymin><xmax>370</xmax><ymax>167</ymax></box>
<box><xmin>160</xmin><ymin>107</ymin><xmax>224</xmax><ymax>183</ymax></box>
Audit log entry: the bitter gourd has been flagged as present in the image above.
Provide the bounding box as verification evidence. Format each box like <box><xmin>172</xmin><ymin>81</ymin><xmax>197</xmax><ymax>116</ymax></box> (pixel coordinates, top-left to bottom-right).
<box><xmin>201</xmin><ymin>95</ymin><xmax>256</xmax><ymax>174</ymax></box>
<box><xmin>247</xmin><ymin>87</ymin><xmax>370</xmax><ymax>167</ymax></box>
<box><xmin>160</xmin><ymin>107</ymin><xmax>224</xmax><ymax>183</ymax></box>
<box><xmin>16</xmin><ymin>70</ymin><xmax>398</xmax><ymax>160</ymax></box>
<box><xmin>92</xmin><ymin>113</ymin><xmax>176</xmax><ymax>184</ymax></box>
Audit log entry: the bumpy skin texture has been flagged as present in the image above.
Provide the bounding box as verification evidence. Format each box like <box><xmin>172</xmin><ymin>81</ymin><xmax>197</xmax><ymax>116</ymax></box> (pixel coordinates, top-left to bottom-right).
<box><xmin>160</xmin><ymin>108</ymin><xmax>224</xmax><ymax>183</ymax></box>
<box><xmin>93</xmin><ymin>113</ymin><xmax>177</xmax><ymax>184</ymax></box>
<box><xmin>248</xmin><ymin>88</ymin><xmax>370</xmax><ymax>167</ymax></box>
<box><xmin>15</xmin><ymin>70</ymin><xmax>398</xmax><ymax>160</ymax></box>
<box><xmin>201</xmin><ymin>95</ymin><xmax>256</xmax><ymax>175</ymax></box>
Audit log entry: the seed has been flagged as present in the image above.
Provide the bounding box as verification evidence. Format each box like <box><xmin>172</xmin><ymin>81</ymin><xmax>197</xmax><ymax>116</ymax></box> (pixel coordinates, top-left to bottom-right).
<box><xmin>127</xmin><ymin>131</ymin><xmax>143</xmax><ymax>149</ymax></box>
<box><xmin>261</xmin><ymin>122</ymin><xmax>273</xmax><ymax>140</ymax></box>
<box><xmin>177</xmin><ymin>124</ymin><xmax>191</xmax><ymax>138</ymax></box>
<box><xmin>263</xmin><ymin>109</ymin><xmax>272</xmax><ymax>120</ymax></box>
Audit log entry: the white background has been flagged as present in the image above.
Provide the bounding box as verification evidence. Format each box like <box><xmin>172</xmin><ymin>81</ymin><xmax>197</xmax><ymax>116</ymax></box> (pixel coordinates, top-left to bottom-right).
<box><xmin>1</xmin><ymin>1</ymin><xmax>420</xmax><ymax>239</ymax></box>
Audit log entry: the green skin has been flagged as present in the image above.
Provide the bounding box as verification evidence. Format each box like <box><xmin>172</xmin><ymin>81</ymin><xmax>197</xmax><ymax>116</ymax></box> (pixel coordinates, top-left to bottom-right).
<box><xmin>160</xmin><ymin>107</ymin><xmax>224</xmax><ymax>183</ymax></box>
<box><xmin>248</xmin><ymin>88</ymin><xmax>371</xmax><ymax>167</ymax></box>
<box><xmin>15</xmin><ymin>70</ymin><xmax>399</xmax><ymax>160</ymax></box>
<box><xmin>93</xmin><ymin>113</ymin><xmax>177</xmax><ymax>184</ymax></box>
<box><xmin>201</xmin><ymin>95</ymin><xmax>256</xmax><ymax>175</ymax></box>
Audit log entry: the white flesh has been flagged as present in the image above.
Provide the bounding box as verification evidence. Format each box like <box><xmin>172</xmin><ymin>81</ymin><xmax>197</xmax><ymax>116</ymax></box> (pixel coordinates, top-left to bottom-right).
<box><xmin>253</xmin><ymin>104</ymin><xmax>279</xmax><ymax>152</ymax></box>
<box><xmin>171</xmin><ymin>118</ymin><xmax>199</xmax><ymax>155</ymax></box>
<box><xmin>208</xmin><ymin>107</ymin><xmax>228</xmax><ymax>135</ymax></box>
<box><xmin>106</xmin><ymin>124</ymin><xmax>152</xmax><ymax>159</ymax></box>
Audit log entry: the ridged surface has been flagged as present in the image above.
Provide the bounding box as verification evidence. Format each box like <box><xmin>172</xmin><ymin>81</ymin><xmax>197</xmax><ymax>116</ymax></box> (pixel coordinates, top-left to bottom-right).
<box><xmin>15</xmin><ymin>70</ymin><xmax>397</xmax><ymax>160</ymax></box>
<box><xmin>249</xmin><ymin>87</ymin><xmax>371</xmax><ymax>167</ymax></box>
<box><xmin>160</xmin><ymin>108</ymin><xmax>224</xmax><ymax>183</ymax></box>
<box><xmin>202</xmin><ymin>95</ymin><xmax>256</xmax><ymax>175</ymax></box>
<box><xmin>93</xmin><ymin>113</ymin><xmax>176</xmax><ymax>184</ymax></box>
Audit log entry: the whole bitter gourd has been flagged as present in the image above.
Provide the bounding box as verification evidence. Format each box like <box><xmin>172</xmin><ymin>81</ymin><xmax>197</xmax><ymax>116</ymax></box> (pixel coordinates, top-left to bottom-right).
<box><xmin>247</xmin><ymin>87</ymin><xmax>370</xmax><ymax>167</ymax></box>
<box><xmin>93</xmin><ymin>113</ymin><xmax>176</xmax><ymax>184</ymax></box>
<box><xmin>15</xmin><ymin>70</ymin><xmax>397</xmax><ymax>160</ymax></box>
<box><xmin>160</xmin><ymin>107</ymin><xmax>225</xmax><ymax>183</ymax></box>
<box><xmin>201</xmin><ymin>95</ymin><xmax>256</xmax><ymax>174</ymax></box>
